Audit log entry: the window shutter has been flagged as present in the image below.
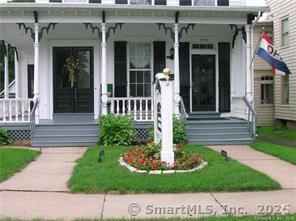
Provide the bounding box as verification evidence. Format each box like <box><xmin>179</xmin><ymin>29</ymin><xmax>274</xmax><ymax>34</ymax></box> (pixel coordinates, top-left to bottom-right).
<box><xmin>218</xmin><ymin>0</ymin><xmax>229</xmax><ymax>6</ymax></box>
<box><xmin>179</xmin><ymin>42</ymin><xmax>190</xmax><ymax>112</ymax></box>
<box><xmin>153</xmin><ymin>42</ymin><xmax>166</xmax><ymax>80</ymax></box>
<box><xmin>155</xmin><ymin>0</ymin><xmax>166</xmax><ymax>5</ymax></box>
<box><xmin>49</xmin><ymin>0</ymin><xmax>62</xmax><ymax>2</ymax></box>
<box><xmin>218</xmin><ymin>43</ymin><xmax>231</xmax><ymax>112</ymax></box>
<box><xmin>180</xmin><ymin>0</ymin><xmax>192</xmax><ymax>6</ymax></box>
<box><xmin>114</xmin><ymin>41</ymin><xmax>127</xmax><ymax>97</ymax></box>
<box><xmin>115</xmin><ymin>0</ymin><xmax>127</xmax><ymax>3</ymax></box>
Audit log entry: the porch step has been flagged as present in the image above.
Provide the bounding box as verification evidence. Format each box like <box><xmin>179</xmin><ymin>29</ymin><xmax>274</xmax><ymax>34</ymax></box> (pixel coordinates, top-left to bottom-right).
<box><xmin>185</xmin><ymin>115</ymin><xmax>253</xmax><ymax>145</ymax></box>
<box><xmin>32</xmin><ymin>115</ymin><xmax>99</xmax><ymax>147</ymax></box>
<box><xmin>187</xmin><ymin>112</ymin><xmax>221</xmax><ymax>120</ymax></box>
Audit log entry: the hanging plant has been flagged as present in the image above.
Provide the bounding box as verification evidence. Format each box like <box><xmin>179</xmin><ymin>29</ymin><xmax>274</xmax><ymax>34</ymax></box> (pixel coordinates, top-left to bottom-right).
<box><xmin>64</xmin><ymin>57</ymin><xmax>80</xmax><ymax>88</ymax></box>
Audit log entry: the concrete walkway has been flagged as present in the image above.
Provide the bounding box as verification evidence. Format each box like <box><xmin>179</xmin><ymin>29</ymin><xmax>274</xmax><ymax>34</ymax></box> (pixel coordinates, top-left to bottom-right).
<box><xmin>0</xmin><ymin>147</ymin><xmax>86</xmax><ymax>192</ymax></box>
<box><xmin>0</xmin><ymin>146</ymin><xmax>296</xmax><ymax>220</ymax></box>
<box><xmin>209</xmin><ymin>145</ymin><xmax>296</xmax><ymax>189</ymax></box>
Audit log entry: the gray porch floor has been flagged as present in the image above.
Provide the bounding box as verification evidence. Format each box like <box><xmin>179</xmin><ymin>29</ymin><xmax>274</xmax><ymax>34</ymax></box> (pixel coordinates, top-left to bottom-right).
<box><xmin>39</xmin><ymin>114</ymin><xmax>99</xmax><ymax>125</ymax></box>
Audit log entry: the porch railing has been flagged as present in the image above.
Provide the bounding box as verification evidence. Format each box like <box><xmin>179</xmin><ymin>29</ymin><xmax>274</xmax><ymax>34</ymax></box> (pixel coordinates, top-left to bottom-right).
<box><xmin>0</xmin><ymin>98</ymin><xmax>33</xmax><ymax>123</ymax></box>
<box><xmin>108</xmin><ymin>97</ymin><xmax>154</xmax><ymax>121</ymax></box>
<box><xmin>231</xmin><ymin>96</ymin><xmax>256</xmax><ymax>138</ymax></box>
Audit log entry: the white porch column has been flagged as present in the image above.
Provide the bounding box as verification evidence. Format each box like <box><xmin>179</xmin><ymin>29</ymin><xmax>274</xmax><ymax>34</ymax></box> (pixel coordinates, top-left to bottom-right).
<box><xmin>4</xmin><ymin>43</ymin><xmax>9</xmax><ymax>99</ymax></box>
<box><xmin>245</xmin><ymin>24</ymin><xmax>253</xmax><ymax>102</ymax></box>
<box><xmin>174</xmin><ymin>23</ymin><xmax>180</xmax><ymax>115</ymax></box>
<box><xmin>34</xmin><ymin>23</ymin><xmax>40</xmax><ymax>124</ymax></box>
<box><xmin>14</xmin><ymin>49</ymin><xmax>19</xmax><ymax>98</ymax></box>
<box><xmin>101</xmin><ymin>22</ymin><xmax>108</xmax><ymax>115</ymax></box>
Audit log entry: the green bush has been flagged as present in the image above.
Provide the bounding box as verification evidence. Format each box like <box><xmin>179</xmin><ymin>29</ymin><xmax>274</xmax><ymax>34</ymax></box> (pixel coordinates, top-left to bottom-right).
<box><xmin>99</xmin><ymin>114</ymin><xmax>135</xmax><ymax>146</ymax></box>
<box><xmin>0</xmin><ymin>129</ymin><xmax>13</xmax><ymax>145</ymax></box>
<box><xmin>146</xmin><ymin>115</ymin><xmax>187</xmax><ymax>144</ymax></box>
<box><xmin>173</xmin><ymin>116</ymin><xmax>186</xmax><ymax>144</ymax></box>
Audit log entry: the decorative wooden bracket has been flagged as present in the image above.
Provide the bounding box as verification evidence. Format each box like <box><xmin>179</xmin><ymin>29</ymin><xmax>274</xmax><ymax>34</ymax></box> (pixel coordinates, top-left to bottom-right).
<box><xmin>106</xmin><ymin>23</ymin><xmax>124</xmax><ymax>41</ymax></box>
<box><xmin>84</xmin><ymin>23</ymin><xmax>124</xmax><ymax>41</ymax></box>
<box><xmin>84</xmin><ymin>23</ymin><xmax>102</xmax><ymax>40</ymax></box>
<box><xmin>157</xmin><ymin>23</ymin><xmax>174</xmax><ymax>41</ymax></box>
<box><xmin>179</xmin><ymin>24</ymin><xmax>195</xmax><ymax>40</ymax></box>
<box><xmin>17</xmin><ymin>11</ymin><xmax>57</xmax><ymax>42</ymax></box>
<box><xmin>229</xmin><ymin>24</ymin><xmax>247</xmax><ymax>48</ymax></box>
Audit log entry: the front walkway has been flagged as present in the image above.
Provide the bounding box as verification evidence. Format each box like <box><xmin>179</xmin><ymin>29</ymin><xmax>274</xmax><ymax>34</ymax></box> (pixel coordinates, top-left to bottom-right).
<box><xmin>0</xmin><ymin>147</ymin><xmax>86</xmax><ymax>192</ymax></box>
<box><xmin>0</xmin><ymin>146</ymin><xmax>296</xmax><ymax>220</ymax></box>
<box><xmin>209</xmin><ymin>145</ymin><xmax>296</xmax><ymax>189</ymax></box>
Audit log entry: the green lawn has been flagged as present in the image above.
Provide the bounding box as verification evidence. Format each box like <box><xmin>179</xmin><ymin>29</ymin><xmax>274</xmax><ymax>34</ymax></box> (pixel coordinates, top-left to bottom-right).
<box><xmin>0</xmin><ymin>148</ymin><xmax>40</xmax><ymax>182</ymax></box>
<box><xmin>68</xmin><ymin>145</ymin><xmax>280</xmax><ymax>193</ymax></box>
<box><xmin>251</xmin><ymin>140</ymin><xmax>296</xmax><ymax>165</ymax></box>
<box><xmin>257</xmin><ymin>127</ymin><xmax>296</xmax><ymax>141</ymax></box>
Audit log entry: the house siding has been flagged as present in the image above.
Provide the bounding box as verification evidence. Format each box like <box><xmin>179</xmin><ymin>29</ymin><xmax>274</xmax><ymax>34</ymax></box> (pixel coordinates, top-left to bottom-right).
<box><xmin>266</xmin><ymin>0</ymin><xmax>296</xmax><ymax>122</ymax></box>
<box><xmin>253</xmin><ymin>22</ymin><xmax>275</xmax><ymax>126</ymax></box>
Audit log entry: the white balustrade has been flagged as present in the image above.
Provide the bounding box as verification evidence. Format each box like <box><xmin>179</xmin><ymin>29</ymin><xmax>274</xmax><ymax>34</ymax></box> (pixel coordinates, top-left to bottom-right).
<box><xmin>231</xmin><ymin>96</ymin><xmax>247</xmax><ymax>120</ymax></box>
<box><xmin>0</xmin><ymin>98</ymin><xmax>33</xmax><ymax>123</ymax></box>
<box><xmin>108</xmin><ymin>97</ymin><xmax>154</xmax><ymax>121</ymax></box>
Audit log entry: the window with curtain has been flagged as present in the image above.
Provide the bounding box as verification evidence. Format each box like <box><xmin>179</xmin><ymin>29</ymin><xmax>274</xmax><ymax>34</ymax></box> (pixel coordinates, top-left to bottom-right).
<box><xmin>260</xmin><ymin>76</ymin><xmax>274</xmax><ymax>104</ymax></box>
<box><xmin>281</xmin><ymin>18</ymin><xmax>289</xmax><ymax>47</ymax></box>
<box><xmin>129</xmin><ymin>43</ymin><xmax>152</xmax><ymax>97</ymax></box>
<box><xmin>282</xmin><ymin>76</ymin><xmax>289</xmax><ymax>104</ymax></box>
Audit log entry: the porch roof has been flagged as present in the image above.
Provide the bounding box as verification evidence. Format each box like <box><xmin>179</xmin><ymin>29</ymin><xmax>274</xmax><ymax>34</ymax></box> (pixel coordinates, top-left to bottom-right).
<box><xmin>0</xmin><ymin>4</ymin><xmax>269</xmax><ymax>24</ymax></box>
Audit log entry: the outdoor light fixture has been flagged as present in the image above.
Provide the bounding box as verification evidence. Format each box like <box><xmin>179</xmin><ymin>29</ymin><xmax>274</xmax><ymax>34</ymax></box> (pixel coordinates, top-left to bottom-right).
<box><xmin>167</xmin><ymin>47</ymin><xmax>174</xmax><ymax>60</ymax></box>
<box><xmin>97</xmin><ymin>149</ymin><xmax>105</xmax><ymax>162</ymax></box>
<box><xmin>220</xmin><ymin>150</ymin><xmax>228</xmax><ymax>161</ymax></box>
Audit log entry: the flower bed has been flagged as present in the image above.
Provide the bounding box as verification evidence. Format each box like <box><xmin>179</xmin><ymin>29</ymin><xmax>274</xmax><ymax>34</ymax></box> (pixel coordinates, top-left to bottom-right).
<box><xmin>119</xmin><ymin>143</ymin><xmax>207</xmax><ymax>174</ymax></box>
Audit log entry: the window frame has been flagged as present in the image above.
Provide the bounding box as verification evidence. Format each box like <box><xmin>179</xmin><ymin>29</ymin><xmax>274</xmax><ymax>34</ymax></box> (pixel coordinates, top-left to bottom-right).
<box><xmin>260</xmin><ymin>75</ymin><xmax>274</xmax><ymax>105</ymax></box>
<box><xmin>127</xmin><ymin>42</ymin><xmax>154</xmax><ymax>98</ymax></box>
<box><xmin>281</xmin><ymin>75</ymin><xmax>289</xmax><ymax>105</ymax></box>
<box><xmin>280</xmin><ymin>17</ymin><xmax>289</xmax><ymax>47</ymax></box>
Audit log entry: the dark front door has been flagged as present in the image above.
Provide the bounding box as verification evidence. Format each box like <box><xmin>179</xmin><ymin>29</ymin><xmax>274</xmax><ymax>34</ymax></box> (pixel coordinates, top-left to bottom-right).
<box><xmin>53</xmin><ymin>47</ymin><xmax>94</xmax><ymax>113</ymax></box>
<box><xmin>191</xmin><ymin>54</ymin><xmax>216</xmax><ymax>111</ymax></box>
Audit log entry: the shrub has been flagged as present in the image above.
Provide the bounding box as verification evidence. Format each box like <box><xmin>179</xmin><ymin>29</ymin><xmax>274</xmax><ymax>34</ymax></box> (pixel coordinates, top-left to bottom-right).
<box><xmin>0</xmin><ymin>129</ymin><xmax>13</xmax><ymax>145</ymax></box>
<box><xmin>173</xmin><ymin>116</ymin><xmax>186</xmax><ymax>144</ymax></box>
<box><xmin>99</xmin><ymin>114</ymin><xmax>135</xmax><ymax>146</ymax></box>
<box><xmin>146</xmin><ymin>115</ymin><xmax>187</xmax><ymax>144</ymax></box>
<box><xmin>121</xmin><ymin>143</ymin><xmax>202</xmax><ymax>171</ymax></box>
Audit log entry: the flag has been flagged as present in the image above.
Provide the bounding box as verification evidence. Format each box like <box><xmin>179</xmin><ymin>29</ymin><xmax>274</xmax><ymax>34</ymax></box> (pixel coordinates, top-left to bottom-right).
<box><xmin>256</xmin><ymin>32</ymin><xmax>291</xmax><ymax>75</ymax></box>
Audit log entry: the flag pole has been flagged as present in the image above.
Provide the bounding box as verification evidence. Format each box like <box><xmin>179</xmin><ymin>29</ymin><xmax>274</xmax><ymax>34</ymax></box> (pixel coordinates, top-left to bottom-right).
<box><xmin>249</xmin><ymin>27</ymin><xmax>264</xmax><ymax>70</ymax></box>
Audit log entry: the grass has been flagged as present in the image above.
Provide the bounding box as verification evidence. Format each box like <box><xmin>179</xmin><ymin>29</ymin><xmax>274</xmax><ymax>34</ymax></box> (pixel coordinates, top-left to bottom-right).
<box><xmin>0</xmin><ymin>148</ymin><xmax>40</xmax><ymax>182</ymax></box>
<box><xmin>251</xmin><ymin>140</ymin><xmax>296</xmax><ymax>165</ymax></box>
<box><xmin>257</xmin><ymin>127</ymin><xmax>296</xmax><ymax>141</ymax></box>
<box><xmin>68</xmin><ymin>145</ymin><xmax>280</xmax><ymax>193</ymax></box>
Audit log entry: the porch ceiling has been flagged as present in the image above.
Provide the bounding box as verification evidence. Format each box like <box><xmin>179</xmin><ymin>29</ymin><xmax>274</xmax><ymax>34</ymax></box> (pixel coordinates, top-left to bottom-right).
<box><xmin>0</xmin><ymin>4</ymin><xmax>269</xmax><ymax>25</ymax></box>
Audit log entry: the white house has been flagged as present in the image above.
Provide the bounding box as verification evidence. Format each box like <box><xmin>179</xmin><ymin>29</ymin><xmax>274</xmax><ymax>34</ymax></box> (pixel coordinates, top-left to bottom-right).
<box><xmin>0</xmin><ymin>0</ymin><xmax>268</xmax><ymax>146</ymax></box>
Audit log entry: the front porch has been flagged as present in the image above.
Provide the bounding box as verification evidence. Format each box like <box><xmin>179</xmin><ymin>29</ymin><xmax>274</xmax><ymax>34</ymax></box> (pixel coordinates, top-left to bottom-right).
<box><xmin>0</xmin><ymin>5</ymin><xmax>259</xmax><ymax>146</ymax></box>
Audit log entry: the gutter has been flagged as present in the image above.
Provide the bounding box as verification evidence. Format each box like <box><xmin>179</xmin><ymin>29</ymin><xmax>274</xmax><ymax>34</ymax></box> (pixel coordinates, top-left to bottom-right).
<box><xmin>0</xmin><ymin>3</ymin><xmax>270</xmax><ymax>13</ymax></box>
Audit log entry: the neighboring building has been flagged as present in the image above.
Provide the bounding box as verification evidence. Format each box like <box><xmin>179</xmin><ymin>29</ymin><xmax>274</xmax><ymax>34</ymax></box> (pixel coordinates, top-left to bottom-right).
<box><xmin>266</xmin><ymin>0</ymin><xmax>296</xmax><ymax>129</ymax></box>
<box><xmin>0</xmin><ymin>0</ymin><xmax>268</xmax><ymax>146</ymax></box>
<box><xmin>253</xmin><ymin>19</ymin><xmax>275</xmax><ymax>126</ymax></box>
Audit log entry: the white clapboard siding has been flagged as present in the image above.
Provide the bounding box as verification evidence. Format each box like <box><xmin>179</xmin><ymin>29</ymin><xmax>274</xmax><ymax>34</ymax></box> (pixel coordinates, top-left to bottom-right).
<box><xmin>253</xmin><ymin>23</ymin><xmax>275</xmax><ymax>126</ymax></box>
<box><xmin>266</xmin><ymin>0</ymin><xmax>296</xmax><ymax>122</ymax></box>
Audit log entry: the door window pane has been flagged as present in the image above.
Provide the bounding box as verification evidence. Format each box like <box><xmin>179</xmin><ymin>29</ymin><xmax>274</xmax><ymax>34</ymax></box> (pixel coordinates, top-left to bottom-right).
<box><xmin>77</xmin><ymin>51</ymin><xmax>91</xmax><ymax>89</ymax></box>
